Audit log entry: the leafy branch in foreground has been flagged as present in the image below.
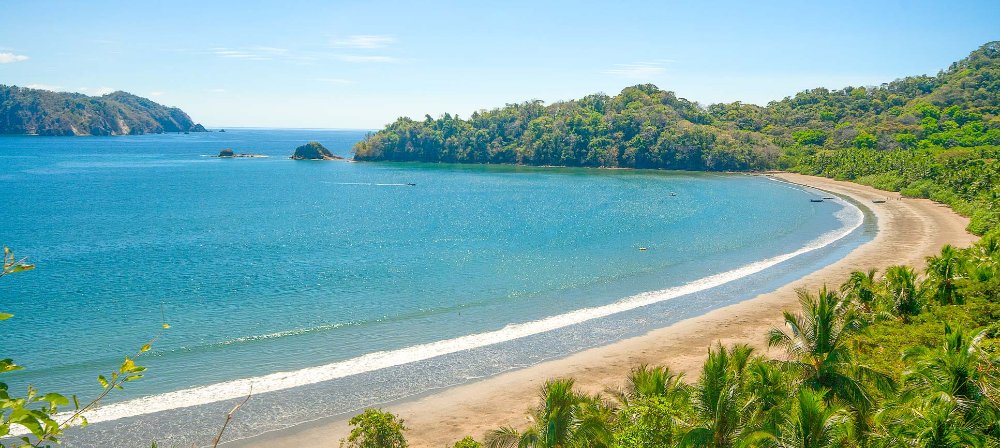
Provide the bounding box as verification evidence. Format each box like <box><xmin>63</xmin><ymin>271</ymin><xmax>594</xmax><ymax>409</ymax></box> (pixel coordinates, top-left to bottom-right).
<box><xmin>0</xmin><ymin>246</ymin><xmax>164</xmax><ymax>448</ymax></box>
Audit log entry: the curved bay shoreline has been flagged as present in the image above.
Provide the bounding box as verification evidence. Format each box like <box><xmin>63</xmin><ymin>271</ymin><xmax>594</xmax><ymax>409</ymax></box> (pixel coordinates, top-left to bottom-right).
<box><xmin>231</xmin><ymin>172</ymin><xmax>978</xmax><ymax>447</ymax></box>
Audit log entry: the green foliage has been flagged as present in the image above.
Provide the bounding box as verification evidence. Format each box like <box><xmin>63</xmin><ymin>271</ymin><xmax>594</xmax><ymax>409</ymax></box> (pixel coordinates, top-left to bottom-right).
<box><xmin>840</xmin><ymin>268</ymin><xmax>879</xmax><ymax>312</ymax></box>
<box><xmin>926</xmin><ymin>245</ymin><xmax>967</xmax><ymax>305</ymax></box>
<box><xmin>341</xmin><ymin>408</ymin><xmax>407</xmax><ymax>448</ymax></box>
<box><xmin>853</xmin><ymin>131</ymin><xmax>878</xmax><ymax>149</ymax></box>
<box><xmin>452</xmin><ymin>436</ymin><xmax>482</xmax><ymax>448</ymax></box>
<box><xmin>355</xmin><ymin>86</ymin><xmax>778</xmax><ymax>171</ymax></box>
<box><xmin>771</xmin><ymin>388</ymin><xmax>849</xmax><ymax>448</ymax></box>
<box><xmin>611</xmin><ymin>365</ymin><xmax>691</xmax><ymax>448</ymax></box>
<box><xmin>483</xmin><ymin>378</ymin><xmax>614</xmax><ymax>448</ymax></box>
<box><xmin>767</xmin><ymin>286</ymin><xmax>891</xmax><ymax>416</ymax></box>
<box><xmin>682</xmin><ymin>344</ymin><xmax>759</xmax><ymax>446</ymax></box>
<box><xmin>613</xmin><ymin>396</ymin><xmax>684</xmax><ymax>448</ymax></box>
<box><xmin>883</xmin><ymin>265</ymin><xmax>927</xmax><ymax>321</ymax></box>
<box><xmin>792</xmin><ymin>129</ymin><xmax>828</xmax><ymax>146</ymax></box>
<box><xmin>895</xmin><ymin>133</ymin><xmax>918</xmax><ymax>149</ymax></box>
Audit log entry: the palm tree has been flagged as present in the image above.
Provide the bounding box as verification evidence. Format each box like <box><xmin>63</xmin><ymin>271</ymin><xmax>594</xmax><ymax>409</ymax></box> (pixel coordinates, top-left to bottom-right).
<box><xmin>889</xmin><ymin>400</ymin><xmax>986</xmax><ymax>448</ymax></box>
<box><xmin>902</xmin><ymin>325</ymin><xmax>1000</xmax><ymax>436</ymax></box>
<box><xmin>681</xmin><ymin>343</ymin><xmax>755</xmax><ymax>447</ymax></box>
<box><xmin>767</xmin><ymin>286</ymin><xmax>893</xmax><ymax>443</ymax></box>
<box><xmin>744</xmin><ymin>359</ymin><xmax>793</xmax><ymax>436</ymax></box>
<box><xmin>611</xmin><ymin>364</ymin><xmax>688</xmax><ymax>406</ymax></box>
<box><xmin>840</xmin><ymin>268</ymin><xmax>879</xmax><ymax>313</ymax></box>
<box><xmin>570</xmin><ymin>395</ymin><xmax>615</xmax><ymax>447</ymax></box>
<box><xmin>611</xmin><ymin>365</ymin><xmax>691</xmax><ymax>448</ymax></box>
<box><xmin>973</xmin><ymin>234</ymin><xmax>999</xmax><ymax>260</ymax></box>
<box><xmin>925</xmin><ymin>245</ymin><xmax>966</xmax><ymax>305</ymax></box>
<box><xmin>484</xmin><ymin>378</ymin><xmax>613</xmax><ymax>448</ymax></box>
<box><xmin>881</xmin><ymin>265</ymin><xmax>926</xmax><ymax>322</ymax></box>
<box><xmin>768</xmin><ymin>388</ymin><xmax>849</xmax><ymax>448</ymax></box>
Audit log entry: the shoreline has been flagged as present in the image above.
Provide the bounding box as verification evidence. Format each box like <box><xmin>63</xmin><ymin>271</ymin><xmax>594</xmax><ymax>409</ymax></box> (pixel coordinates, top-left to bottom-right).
<box><xmin>231</xmin><ymin>173</ymin><xmax>978</xmax><ymax>447</ymax></box>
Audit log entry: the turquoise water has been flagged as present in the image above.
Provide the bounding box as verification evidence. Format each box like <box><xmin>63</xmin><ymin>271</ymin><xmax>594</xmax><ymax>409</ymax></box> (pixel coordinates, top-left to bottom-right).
<box><xmin>0</xmin><ymin>130</ymin><xmax>870</xmax><ymax>446</ymax></box>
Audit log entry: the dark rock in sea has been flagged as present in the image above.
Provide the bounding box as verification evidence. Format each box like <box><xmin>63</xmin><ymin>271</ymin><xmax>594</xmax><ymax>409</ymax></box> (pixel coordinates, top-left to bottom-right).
<box><xmin>291</xmin><ymin>142</ymin><xmax>343</xmax><ymax>160</ymax></box>
<box><xmin>217</xmin><ymin>148</ymin><xmax>267</xmax><ymax>158</ymax></box>
<box><xmin>190</xmin><ymin>123</ymin><xmax>208</xmax><ymax>132</ymax></box>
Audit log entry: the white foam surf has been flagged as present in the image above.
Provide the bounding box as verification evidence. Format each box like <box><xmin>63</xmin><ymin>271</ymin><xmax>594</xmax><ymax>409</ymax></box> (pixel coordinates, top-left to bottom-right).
<box><xmin>48</xmin><ymin>194</ymin><xmax>866</xmax><ymax>427</ymax></box>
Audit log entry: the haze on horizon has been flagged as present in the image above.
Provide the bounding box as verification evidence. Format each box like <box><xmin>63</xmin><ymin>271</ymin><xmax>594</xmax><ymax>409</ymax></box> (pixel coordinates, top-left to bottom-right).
<box><xmin>1</xmin><ymin>0</ymin><xmax>997</xmax><ymax>129</ymax></box>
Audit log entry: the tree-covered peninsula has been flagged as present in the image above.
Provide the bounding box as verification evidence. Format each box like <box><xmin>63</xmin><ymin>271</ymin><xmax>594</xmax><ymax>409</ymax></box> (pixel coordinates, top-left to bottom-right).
<box><xmin>355</xmin><ymin>41</ymin><xmax>1000</xmax><ymax>234</ymax></box>
<box><xmin>0</xmin><ymin>86</ymin><xmax>206</xmax><ymax>136</ymax></box>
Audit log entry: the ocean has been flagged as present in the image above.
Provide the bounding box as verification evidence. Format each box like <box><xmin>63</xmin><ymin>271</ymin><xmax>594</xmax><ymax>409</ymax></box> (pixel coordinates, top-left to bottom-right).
<box><xmin>0</xmin><ymin>129</ymin><xmax>873</xmax><ymax>446</ymax></box>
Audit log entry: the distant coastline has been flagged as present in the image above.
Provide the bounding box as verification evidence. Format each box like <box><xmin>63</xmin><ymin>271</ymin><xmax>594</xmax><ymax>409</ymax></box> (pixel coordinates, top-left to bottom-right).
<box><xmin>0</xmin><ymin>85</ymin><xmax>207</xmax><ymax>136</ymax></box>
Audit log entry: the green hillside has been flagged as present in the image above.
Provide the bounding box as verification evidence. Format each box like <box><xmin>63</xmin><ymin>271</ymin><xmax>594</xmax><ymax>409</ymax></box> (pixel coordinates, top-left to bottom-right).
<box><xmin>355</xmin><ymin>42</ymin><xmax>1000</xmax><ymax>234</ymax></box>
<box><xmin>0</xmin><ymin>86</ymin><xmax>206</xmax><ymax>136</ymax></box>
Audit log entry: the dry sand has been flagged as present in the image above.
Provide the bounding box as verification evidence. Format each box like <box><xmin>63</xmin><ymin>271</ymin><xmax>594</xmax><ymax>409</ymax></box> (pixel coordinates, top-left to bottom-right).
<box><xmin>233</xmin><ymin>173</ymin><xmax>978</xmax><ymax>447</ymax></box>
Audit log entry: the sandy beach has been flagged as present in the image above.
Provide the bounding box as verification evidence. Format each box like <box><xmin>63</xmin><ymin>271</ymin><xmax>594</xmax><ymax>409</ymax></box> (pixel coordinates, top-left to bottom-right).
<box><xmin>232</xmin><ymin>173</ymin><xmax>978</xmax><ymax>447</ymax></box>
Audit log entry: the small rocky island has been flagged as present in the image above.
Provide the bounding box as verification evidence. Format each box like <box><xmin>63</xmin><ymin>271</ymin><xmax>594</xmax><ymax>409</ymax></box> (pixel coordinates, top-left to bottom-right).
<box><xmin>291</xmin><ymin>141</ymin><xmax>344</xmax><ymax>160</ymax></box>
<box><xmin>217</xmin><ymin>148</ymin><xmax>268</xmax><ymax>158</ymax></box>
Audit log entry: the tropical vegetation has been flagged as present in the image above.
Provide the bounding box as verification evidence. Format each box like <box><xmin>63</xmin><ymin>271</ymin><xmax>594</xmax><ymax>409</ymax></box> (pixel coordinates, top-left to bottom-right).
<box><xmin>343</xmin><ymin>231</ymin><xmax>1000</xmax><ymax>447</ymax></box>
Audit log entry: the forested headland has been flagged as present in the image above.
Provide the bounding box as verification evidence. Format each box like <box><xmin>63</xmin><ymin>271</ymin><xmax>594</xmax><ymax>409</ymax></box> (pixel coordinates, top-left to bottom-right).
<box><xmin>0</xmin><ymin>86</ymin><xmax>206</xmax><ymax>136</ymax></box>
<box><xmin>354</xmin><ymin>41</ymin><xmax>1000</xmax><ymax>234</ymax></box>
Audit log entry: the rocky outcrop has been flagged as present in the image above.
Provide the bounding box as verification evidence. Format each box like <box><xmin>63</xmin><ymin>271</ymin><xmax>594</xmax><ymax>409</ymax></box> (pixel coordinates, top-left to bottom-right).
<box><xmin>217</xmin><ymin>148</ymin><xmax>267</xmax><ymax>158</ymax></box>
<box><xmin>291</xmin><ymin>142</ymin><xmax>343</xmax><ymax>160</ymax></box>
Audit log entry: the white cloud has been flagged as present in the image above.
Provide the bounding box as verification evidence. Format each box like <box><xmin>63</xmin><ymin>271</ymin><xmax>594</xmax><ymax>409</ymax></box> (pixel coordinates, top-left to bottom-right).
<box><xmin>332</xmin><ymin>35</ymin><xmax>395</xmax><ymax>49</ymax></box>
<box><xmin>0</xmin><ymin>52</ymin><xmax>29</xmax><ymax>63</ymax></box>
<box><xmin>77</xmin><ymin>86</ymin><xmax>116</xmax><ymax>96</ymax></box>
<box><xmin>253</xmin><ymin>46</ymin><xmax>288</xmax><ymax>54</ymax></box>
<box><xmin>26</xmin><ymin>83</ymin><xmax>62</xmax><ymax>91</ymax></box>
<box><xmin>208</xmin><ymin>88</ymin><xmax>227</xmax><ymax>93</ymax></box>
<box><xmin>336</xmin><ymin>54</ymin><xmax>397</xmax><ymax>63</ymax></box>
<box><xmin>604</xmin><ymin>61</ymin><xmax>672</xmax><ymax>79</ymax></box>
<box><xmin>213</xmin><ymin>48</ymin><xmax>267</xmax><ymax>60</ymax></box>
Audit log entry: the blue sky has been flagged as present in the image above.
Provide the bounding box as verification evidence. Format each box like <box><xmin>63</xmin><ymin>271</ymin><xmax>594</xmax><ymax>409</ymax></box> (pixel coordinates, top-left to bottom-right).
<box><xmin>1</xmin><ymin>0</ymin><xmax>997</xmax><ymax>129</ymax></box>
